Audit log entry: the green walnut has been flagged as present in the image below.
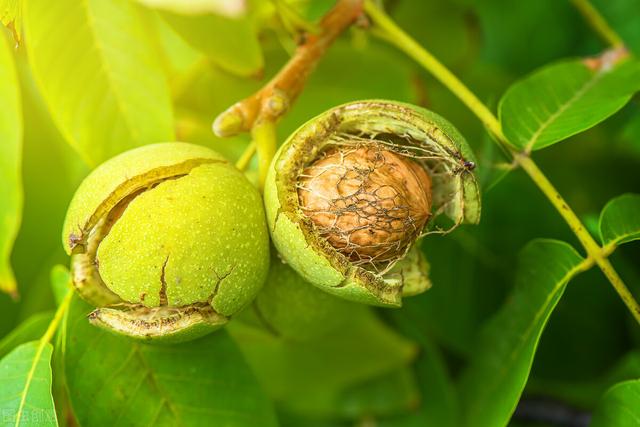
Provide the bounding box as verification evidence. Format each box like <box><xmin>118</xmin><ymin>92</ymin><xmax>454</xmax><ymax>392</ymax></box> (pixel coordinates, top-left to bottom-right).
<box><xmin>264</xmin><ymin>100</ymin><xmax>480</xmax><ymax>307</ymax></box>
<box><xmin>62</xmin><ymin>142</ymin><xmax>270</xmax><ymax>343</ymax></box>
<box><xmin>244</xmin><ymin>253</ymin><xmax>357</xmax><ymax>340</ymax></box>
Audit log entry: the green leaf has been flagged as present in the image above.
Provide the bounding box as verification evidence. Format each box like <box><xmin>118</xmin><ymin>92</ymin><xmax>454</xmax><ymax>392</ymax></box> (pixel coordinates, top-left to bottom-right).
<box><xmin>459</xmin><ymin>239</ymin><xmax>586</xmax><ymax>427</ymax></box>
<box><xmin>150</xmin><ymin>13</ymin><xmax>203</xmax><ymax>77</ymax></box>
<box><xmin>0</xmin><ymin>312</ymin><xmax>53</xmax><ymax>359</ymax></box>
<box><xmin>23</xmin><ymin>0</ymin><xmax>175</xmax><ymax>166</ymax></box>
<box><xmin>590</xmin><ymin>379</ymin><xmax>640</xmax><ymax>427</ymax></box>
<box><xmin>0</xmin><ymin>32</ymin><xmax>22</xmax><ymax>297</ymax></box>
<box><xmin>529</xmin><ymin>261</ymin><xmax>630</xmax><ymax>381</ymax></box>
<box><xmin>160</xmin><ymin>10</ymin><xmax>263</xmax><ymax>76</ymax></box>
<box><xmin>0</xmin><ymin>341</ymin><xmax>58</xmax><ymax>426</ymax></box>
<box><xmin>10</xmin><ymin>43</ymin><xmax>88</xmax><ymax>319</ymax></box>
<box><xmin>599</xmin><ymin>193</ymin><xmax>640</xmax><ymax>247</ymax></box>
<box><xmin>64</xmin><ymin>296</ymin><xmax>277</xmax><ymax>427</ymax></box>
<box><xmin>499</xmin><ymin>58</ymin><xmax>640</xmax><ymax>151</ymax></box>
<box><xmin>0</xmin><ymin>0</ymin><xmax>21</xmax><ymax>41</ymax></box>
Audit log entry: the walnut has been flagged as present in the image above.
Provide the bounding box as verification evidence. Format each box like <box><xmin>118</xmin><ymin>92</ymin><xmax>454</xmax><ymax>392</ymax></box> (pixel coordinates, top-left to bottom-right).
<box><xmin>297</xmin><ymin>145</ymin><xmax>432</xmax><ymax>263</ymax></box>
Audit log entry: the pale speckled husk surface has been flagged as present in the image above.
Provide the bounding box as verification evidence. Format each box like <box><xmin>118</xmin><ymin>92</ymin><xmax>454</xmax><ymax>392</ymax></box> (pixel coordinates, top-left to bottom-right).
<box><xmin>63</xmin><ymin>142</ymin><xmax>270</xmax><ymax>342</ymax></box>
<box><xmin>63</xmin><ymin>142</ymin><xmax>227</xmax><ymax>254</ymax></box>
<box><xmin>97</xmin><ymin>162</ymin><xmax>269</xmax><ymax>314</ymax></box>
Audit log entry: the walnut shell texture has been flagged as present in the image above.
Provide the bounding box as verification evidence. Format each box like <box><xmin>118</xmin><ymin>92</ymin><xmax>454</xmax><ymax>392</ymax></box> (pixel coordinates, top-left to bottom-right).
<box><xmin>298</xmin><ymin>145</ymin><xmax>432</xmax><ymax>264</ymax></box>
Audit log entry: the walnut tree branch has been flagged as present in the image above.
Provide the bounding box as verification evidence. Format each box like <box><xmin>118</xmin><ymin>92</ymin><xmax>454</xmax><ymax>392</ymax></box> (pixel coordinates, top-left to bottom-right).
<box><xmin>213</xmin><ymin>0</ymin><xmax>364</xmax><ymax>138</ymax></box>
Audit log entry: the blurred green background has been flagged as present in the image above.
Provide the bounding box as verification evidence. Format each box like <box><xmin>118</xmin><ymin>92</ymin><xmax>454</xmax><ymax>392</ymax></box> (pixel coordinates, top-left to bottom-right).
<box><xmin>1</xmin><ymin>0</ymin><xmax>639</xmax><ymax>425</ymax></box>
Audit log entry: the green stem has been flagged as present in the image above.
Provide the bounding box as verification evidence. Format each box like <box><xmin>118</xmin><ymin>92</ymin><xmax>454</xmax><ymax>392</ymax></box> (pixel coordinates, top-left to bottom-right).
<box><xmin>42</xmin><ymin>290</ymin><xmax>73</xmax><ymax>348</ymax></box>
<box><xmin>570</xmin><ymin>0</ymin><xmax>625</xmax><ymax>48</ymax></box>
<box><xmin>364</xmin><ymin>2</ymin><xmax>503</xmax><ymax>141</ymax></box>
<box><xmin>235</xmin><ymin>141</ymin><xmax>257</xmax><ymax>172</ymax></box>
<box><xmin>251</xmin><ymin>120</ymin><xmax>277</xmax><ymax>189</ymax></box>
<box><xmin>364</xmin><ymin>0</ymin><xmax>640</xmax><ymax>324</ymax></box>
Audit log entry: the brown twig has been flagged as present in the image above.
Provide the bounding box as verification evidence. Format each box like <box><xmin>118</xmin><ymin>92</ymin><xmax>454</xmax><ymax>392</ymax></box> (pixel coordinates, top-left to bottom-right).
<box><xmin>212</xmin><ymin>0</ymin><xmax>364</xmax><ymax>137</ymax></box>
